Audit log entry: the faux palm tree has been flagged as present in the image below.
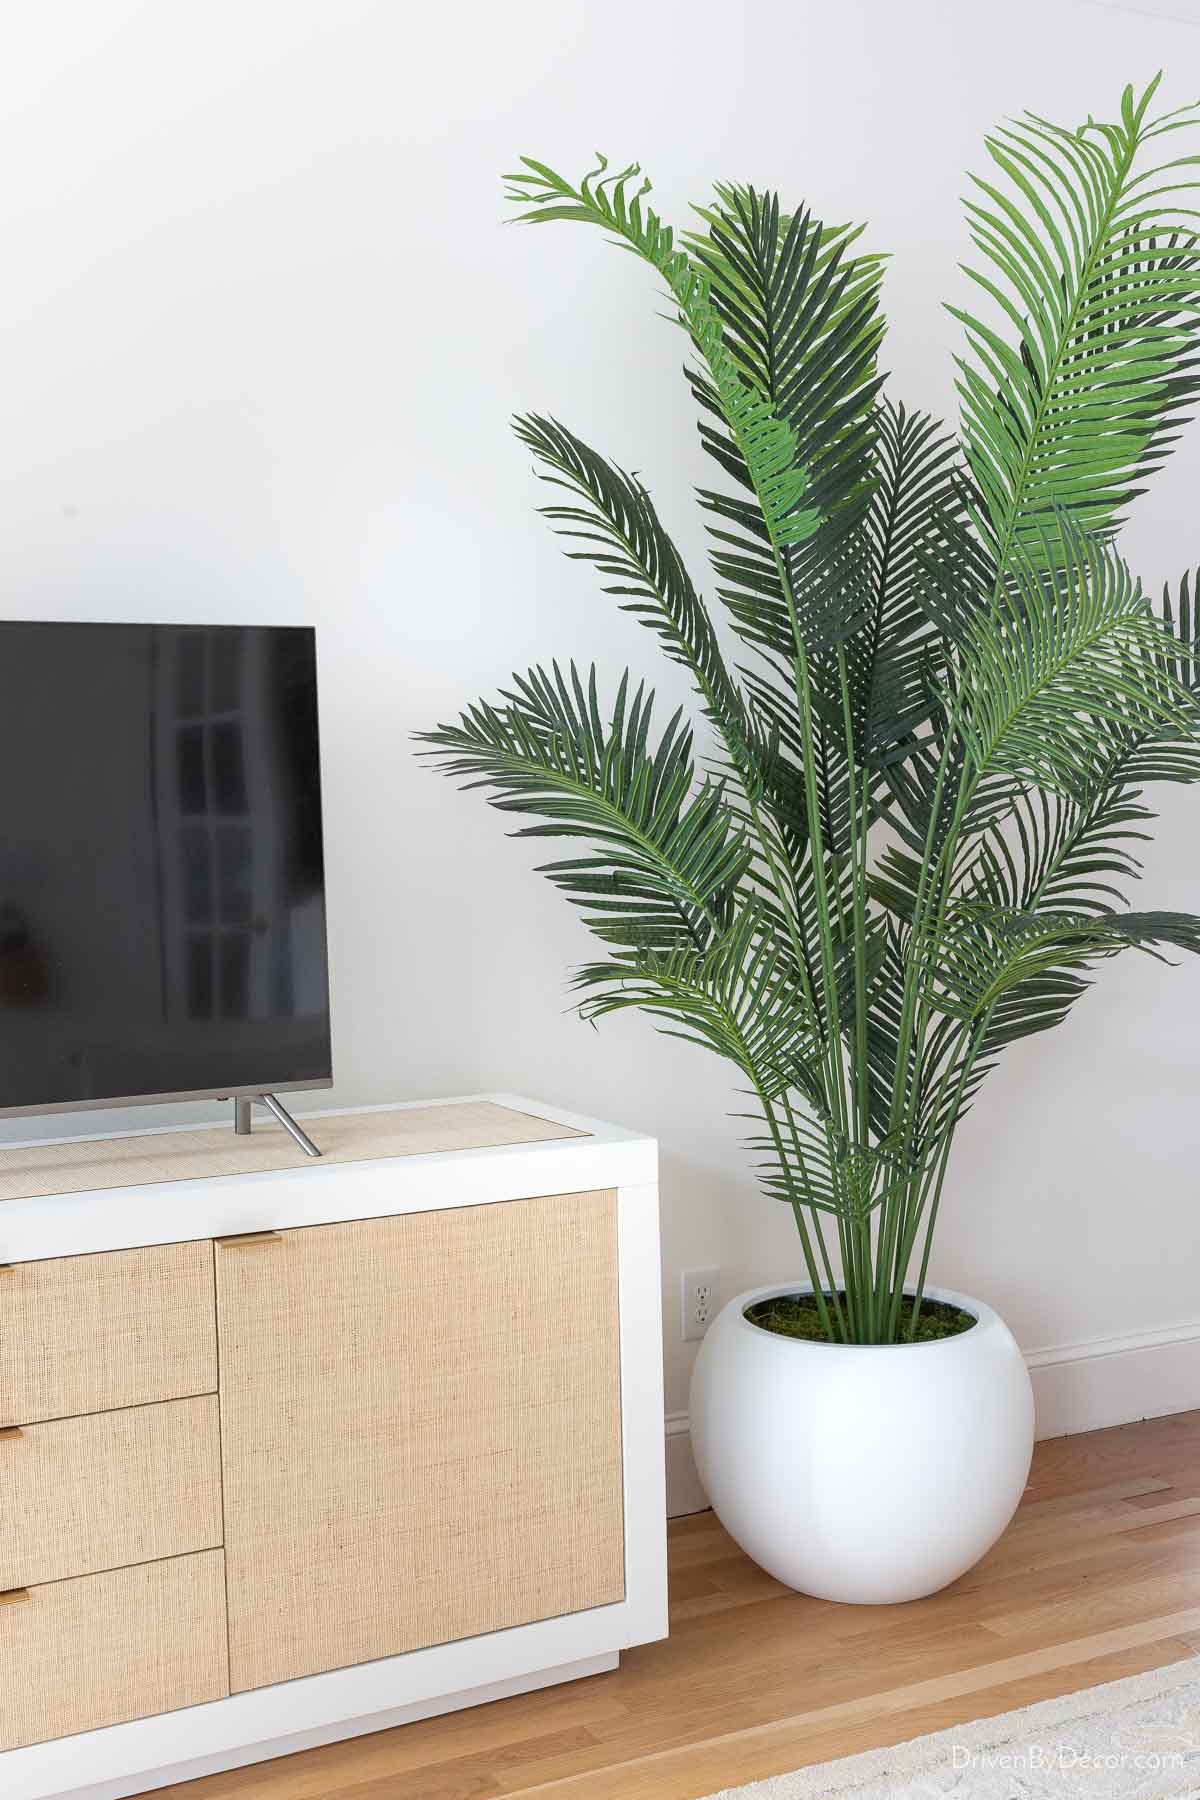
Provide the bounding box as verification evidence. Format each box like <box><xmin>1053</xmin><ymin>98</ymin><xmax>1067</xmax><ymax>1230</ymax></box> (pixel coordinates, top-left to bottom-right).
<box><xmin>423</xmin><ymin>78</ymin><xmax>1200</xmax><ymax>1344</ymax></box>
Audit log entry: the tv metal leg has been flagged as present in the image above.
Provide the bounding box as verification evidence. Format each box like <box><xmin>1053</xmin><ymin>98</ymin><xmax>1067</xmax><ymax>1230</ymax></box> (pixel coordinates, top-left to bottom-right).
<box><xmin>230</xmin><ymin>1094</ymin><xmax>322</xmax><ymax>1157</ymax></box>
<box><xmin>260</xmin><ymin>1094</ymin><xmax>322</xmax><ymax>1157</ymax></box>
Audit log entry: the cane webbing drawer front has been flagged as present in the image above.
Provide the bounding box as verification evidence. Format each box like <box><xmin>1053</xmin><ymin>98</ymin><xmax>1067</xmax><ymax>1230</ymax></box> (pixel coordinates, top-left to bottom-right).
<box><xmin>0</xmin><ymin>1241</ymin><xmax>216</xmax><ymax>1426</ymax></box>
<box><xmin>0</xmin><ymin>1397</ymin><xmax>222</xmax><ymax>1589</ymax></box>
<box><xmin>0</xmin><ymin>1550</ymin><xmax>228</xmax><ymax>1751</ymax></box>
<box><xmin>217</xmin><ymin>1191</ymin><xmax>625</xmax><ymax>1693</ymax></box>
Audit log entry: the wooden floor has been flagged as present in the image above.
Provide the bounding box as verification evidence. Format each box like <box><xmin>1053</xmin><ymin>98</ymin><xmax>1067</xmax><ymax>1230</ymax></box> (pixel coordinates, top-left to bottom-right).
<box><xmin>160</xmin><ymin>1409</ymin><xmax>1200</xmax><ymax>1800</ymax></box>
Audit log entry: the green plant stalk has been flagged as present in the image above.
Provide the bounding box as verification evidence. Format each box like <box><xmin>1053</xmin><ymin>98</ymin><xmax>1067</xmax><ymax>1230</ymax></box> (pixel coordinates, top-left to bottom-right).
<box><xmin>801</xmin><ymin>1107</ymin><xmax>859</xmax><ymax>1340</ymax></box>
<box><xmin>838</xmin><ymin>658</ymin><xmax>880</xmax><ymax>1334</ymax></box>
<box><xmin>871</xmin><ymin>706</ymin><xmax>966</xmax><ymax>1325</ymax></box>
<box><xmin>748</xmin><ymin>803</ymin><xmax>822</xmax><ymax>1011</ymax></box>
<box><xmin>773</xmin><ymin>633</ymin><xmax>858</xmax><ymax>1320</ymax></box>
<box><xmin>778</xmin><ymin>1094</ymin><xmax>850</xmax><ymax>1340</ymax></box>
<box><xmin>904</xmin><ymin>1006</ymin><xmax>995</xmax><ymax>1339</ymax></box>
<box><xmin>757</xmin><ymin>538</ymin><xmax>870</xmax><ymax>1331</ymax></box>
<box><xmin>837</xmin><ymin>652</ymin><xmax>872</xmax><ymax>1145</ymax></box>
<box><xmin>791</xmin><ymin>690</ymin><xmax>851</xmax><ymax>1134</ymax></box>
<box><xmin>735</xmin><ymin>741</ymin><xmax>858</xmax><ymax>1331</ymax></box>
<box><xmin>759</xmin><ymin>1095</ymin><xmax>837</xmax><ymax>1341</ymax></box>
<box><xmin>789</xmin><ymin>635</ymin><xmax>866</xmax><ymax>1316</ymax></box>
<box><xmin>900</xmin><ymin>779</ymin><xmax>971</xmax><ymax>1130</ymax></box>
<box><xmin>888</xmin><ymin>747</ymin><xmax>1000</xmax><ymax>1328</ymax></box>
<box><xmin>883</xmin><ymin>1012</ymin><xmax>981</xmax><ymax>1338</ymax></box>
<box><xmin>786</xmin><ymin>1111</ymin><xmax>852</xmax><ymax>1335</ymax></box>
<box><xmin>886</xmin><ymin>769</ymin><xmax>975</xmax><ymax>1310</ymax></box>
<box><xmin>768</xmin><ymin>551</ymin><xmax>853</xmax><ymax>1128</ymax></box>
<box><xmin>883</xmin><ymin>708</ymin><xmax>963</xmax><ymax>1138</ymax></box>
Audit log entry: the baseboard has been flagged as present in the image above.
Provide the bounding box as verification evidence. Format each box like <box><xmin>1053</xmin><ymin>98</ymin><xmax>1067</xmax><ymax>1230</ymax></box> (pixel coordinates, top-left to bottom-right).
<box><xmin>665</xmin><ymin>1411</ymin><xmax>706</xmax><ymax>1518</ymax></box>
<box><xmin>665</xmin><ymin>1321</ymin><xmax>1200</xmax><ymax>1517</ymax></box>
<box><xmin>1026</xmin><ymin>1318</ymin><xmax>1200</xmax><ymax>1439</ymax></box>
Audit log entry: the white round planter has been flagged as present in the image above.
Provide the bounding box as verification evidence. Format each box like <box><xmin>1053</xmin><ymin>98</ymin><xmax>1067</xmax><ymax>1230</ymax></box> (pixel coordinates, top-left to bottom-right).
<box><xmin>690</xmin><ymin>1283</ymin><xmax>1034</xmax><ymax>1604</ymax></box>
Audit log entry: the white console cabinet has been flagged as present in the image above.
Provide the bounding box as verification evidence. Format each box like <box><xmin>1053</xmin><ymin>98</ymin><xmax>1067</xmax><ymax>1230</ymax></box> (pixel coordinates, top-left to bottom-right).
<box><xmin>0</xmin><ymin>1096</ymin><xmax>666</xmax><ymax>1800</ymax></box>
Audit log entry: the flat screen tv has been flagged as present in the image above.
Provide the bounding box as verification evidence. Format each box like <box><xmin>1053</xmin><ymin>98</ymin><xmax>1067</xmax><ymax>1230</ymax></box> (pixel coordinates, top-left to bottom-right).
<box><xmin>0</xmin><ymin>621</ymin><xmax>331</xmax><ymax>1118</ymax></box>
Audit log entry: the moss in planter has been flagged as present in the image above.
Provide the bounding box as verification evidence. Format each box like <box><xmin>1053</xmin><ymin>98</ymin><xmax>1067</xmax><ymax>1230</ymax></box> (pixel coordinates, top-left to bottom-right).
<box><xmin>744</xmin><ymin>1292</ymin><xmax>975</xmax><ymax>1344</ymax></box>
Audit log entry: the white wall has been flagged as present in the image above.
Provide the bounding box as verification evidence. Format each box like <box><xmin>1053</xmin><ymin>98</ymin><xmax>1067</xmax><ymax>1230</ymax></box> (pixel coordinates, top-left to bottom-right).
<box><xmin>2</xmin><ymin>0</ymin><xmax>1200</xmax><ymax>1476</ymax></box>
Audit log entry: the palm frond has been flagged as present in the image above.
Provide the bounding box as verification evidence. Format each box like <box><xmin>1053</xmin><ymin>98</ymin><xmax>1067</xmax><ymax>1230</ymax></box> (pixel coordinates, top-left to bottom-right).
<box><xmin>574</xmin><ymin>901</ymin><xmax>823</xmax><ymax>1106</ymax></box>
<box><xmin>855</xmin><ymin>402</ymin><xmax>968</xmax><ymax>766</ymax></box>
<box><xmin>955</xmin><ymin>565</ymin><xmax>1200</xmax><ymax>974</ymax></box>
<box><xmin>928</xmin><ymin>904</ymin><xmax>1200</xmax><ymax>1025</ymax></box>
<box><xmin>929</xmin><ymin>574</ymin><xmax>1200</xmax><ymax>1087</ymax></box>
<box><xmin>512</xmin><ymin>412</ymin><xmax>750</xmax><ymax>733</ymax></box>
<box><xmin>418</xmin><ymin>663</ymin><xmax>748</xmax><ymax>953</ymax></box>
<box><xmin>954</xmin><ymin>77</ymin><xmax>1200</xmax><ymax>575</ymax></box>
<box><xmin>506</xmin><ymin>156</ymin><xmax>819</xmax><ymax>551</ymax></box>
<box><xmin>684</xmin><ymin>187</ymin><xmax>886</xmax><ymax>668</ymax></box>
<box><xmin>955</xmin><ymin>518</ymin><xmax>1189</xmax><ymax>802</ymax></box>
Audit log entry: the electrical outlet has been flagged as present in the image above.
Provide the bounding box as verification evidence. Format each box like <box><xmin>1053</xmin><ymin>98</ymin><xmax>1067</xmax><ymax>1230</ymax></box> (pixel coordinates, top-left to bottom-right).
<box><xmin>681</xmin><ymin>1266</ymin><xmax>720</xmax><ymax>1342</ymax></box>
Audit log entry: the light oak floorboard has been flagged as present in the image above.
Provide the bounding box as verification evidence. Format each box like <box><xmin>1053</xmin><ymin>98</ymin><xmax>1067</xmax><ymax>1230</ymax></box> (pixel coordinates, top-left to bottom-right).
<box><xmin>156</xmin><ymin>1409</ymin><xmax>1200</xmax><ymax>1800</ymax></box>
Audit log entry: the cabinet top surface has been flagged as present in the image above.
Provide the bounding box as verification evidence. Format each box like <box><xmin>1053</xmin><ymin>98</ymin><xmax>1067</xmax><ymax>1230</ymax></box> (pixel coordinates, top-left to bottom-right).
<box><xmin>0</xmin><ymin>1099</ymin><xmax>594</xmax><ymax>1205</ymax></box>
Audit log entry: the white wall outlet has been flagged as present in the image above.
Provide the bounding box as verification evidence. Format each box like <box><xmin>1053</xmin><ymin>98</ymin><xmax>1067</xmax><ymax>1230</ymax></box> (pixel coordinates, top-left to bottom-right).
<box><xmin>681</xmin><ymin>1266</ymin><xmax>720</xmax><ymax>1342</ymax></box>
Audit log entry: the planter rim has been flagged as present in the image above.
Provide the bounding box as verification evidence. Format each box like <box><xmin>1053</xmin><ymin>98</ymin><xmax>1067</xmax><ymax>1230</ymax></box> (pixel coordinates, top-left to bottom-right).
<box><xmin>734</xmin><ymin>1281</ymin><xmax>995</xmax><ymax>1352</ymax></box>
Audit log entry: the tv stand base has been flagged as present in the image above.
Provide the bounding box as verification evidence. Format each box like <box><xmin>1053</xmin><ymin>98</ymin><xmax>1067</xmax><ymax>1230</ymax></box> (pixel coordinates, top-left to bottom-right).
<box><xmin>233</xmin><ymin>1093</ymin><xmax>322</xmax><ymax>1157</ymax></box>
<box><xmin>33</xmin><ymin>1651</ymin><xmax>621</xmax><ymax>1800</ymax></box>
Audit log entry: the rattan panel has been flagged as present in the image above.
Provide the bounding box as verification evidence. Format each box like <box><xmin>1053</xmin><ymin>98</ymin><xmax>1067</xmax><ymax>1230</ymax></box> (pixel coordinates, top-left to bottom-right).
<box><xmin>1</xmin><ymin>1245</ymin><xmax>215</xmax><ymax>1425</ymax></box>
<box><xmin>0</xmin><ymin>1396</ymin><xmax>222</xmax><ymax>1589</ymax></box>
<box><xmin>0</xmin><ymin>1240</ymin><xmax>216</xmax><ymax>1427</ymax></box>
<box><xmin>0</xmin><ymin>1103</ymin><xmax>583</xmax><ymax>1203</ymax></box>
<box><xmin>0</xmin><ymin>1550</ymin><xmax>228</xmax><ymax>1750</ymax></box>
<box><xmin>218</xmin><ymin>1191</ymin><xmax>624</xmax><ymax>1693</ymax></box>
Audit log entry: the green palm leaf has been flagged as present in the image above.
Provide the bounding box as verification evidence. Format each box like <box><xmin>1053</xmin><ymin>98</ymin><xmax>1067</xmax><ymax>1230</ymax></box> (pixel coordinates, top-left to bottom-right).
<box><xmin>419</xmin><ymin>663</ymin><xmax>748</xmax><ymax>953</ymax></box>
<box><xmin>575</xmin><ymin>901</ymin><xmax>823</xmax><ymax>1105</ymax></box>
<box><xmin>683</xmin><ymin>187</ymin><xmax>886</xmax><ymax>670</ymax></box>
<box><xmin>955</xmin><ymin>519</ymin><xmax>1189</xmax><ymax>801</ymax></box>
<box><xmin>505</xmin><ymin>156</ymin><xmax>819</xmax><ymax>553</ymax></box>
<box><xmin>928</xmin><ymin>905</ymin><xmax>1200</xmax><ymax>1023</ymax></box>
<box><xmin>943</xmin><ymin>568</ymin><xmax>1200</xmax><ymax>1065</ymax></box>
<box><xmin>954</xmin><ymin>76</ymin><xmax>1200</xmax><ymax>575</ymax></box>
<box><xmin>855</xmin><ymin>402</ymin><xmax>967</xmax><ymax>765</ymax></box>
<box><xmin>512</xmin><ymin>413</ymin><xmax>743</xmax><ymax>726</ymax></box>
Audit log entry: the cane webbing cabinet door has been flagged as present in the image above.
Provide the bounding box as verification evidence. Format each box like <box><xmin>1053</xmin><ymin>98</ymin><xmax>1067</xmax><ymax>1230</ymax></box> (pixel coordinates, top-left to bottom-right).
<box><xmin>215</xmin><ymin>1190</ymin><xmax>626</xmax><ymax>1693</ymax></box>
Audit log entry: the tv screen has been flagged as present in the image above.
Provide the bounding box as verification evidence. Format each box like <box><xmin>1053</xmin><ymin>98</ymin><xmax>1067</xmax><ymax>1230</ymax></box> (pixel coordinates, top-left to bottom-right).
<box><xmin>0</xmin><ymin>622</ymin><xmax>331</xmax><ymax>1115</ymax></box>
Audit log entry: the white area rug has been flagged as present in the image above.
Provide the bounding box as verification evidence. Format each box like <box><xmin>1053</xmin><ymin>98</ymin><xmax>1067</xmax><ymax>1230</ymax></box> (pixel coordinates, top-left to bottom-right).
<box><xmin>700</xmin><ymin>1656</ymin><xmax>1200</xmax><ymax>1797</ymax></box>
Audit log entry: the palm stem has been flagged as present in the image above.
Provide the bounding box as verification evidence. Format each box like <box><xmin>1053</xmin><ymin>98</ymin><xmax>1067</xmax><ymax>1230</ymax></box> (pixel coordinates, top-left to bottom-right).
<box><xmin>778</xmin><ymin>1093</ymin><xmax>848</xmax><ymax>1338</ymax></box>
<box><xmin>760</xmin><ymin>1096</ymin><xmax>837</xmax><ymax>1341</ymax></box>
<box><xmin>905</xmin><ymin>1007</ymin><xmax>995</xmax><ymax>1337</ymax></box>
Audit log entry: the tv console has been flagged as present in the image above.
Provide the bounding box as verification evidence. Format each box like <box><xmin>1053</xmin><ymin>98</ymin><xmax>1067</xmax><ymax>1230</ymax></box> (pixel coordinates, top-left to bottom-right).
<box><xmin>0</xmin><ymin>1095</ymin><xmax>666</xmax><ymax>1800</ymax></box>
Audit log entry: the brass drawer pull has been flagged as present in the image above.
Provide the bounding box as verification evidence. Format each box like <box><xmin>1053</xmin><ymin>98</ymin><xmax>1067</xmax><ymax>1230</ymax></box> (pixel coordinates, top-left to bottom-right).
<box><xmin>0</xmin><ymin>1588</ymin><xmax>30</xmax><ymax>1607</ymax></box>
<box><xmin>216</xmin><ymin>1231</ymin><xmax>282</xmax><ymax>1249</ymax></box>
<box><xmin>0</xmin><ymin>1427</ymin><xmax>23</xmax><ymax>1442</ymax></box>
